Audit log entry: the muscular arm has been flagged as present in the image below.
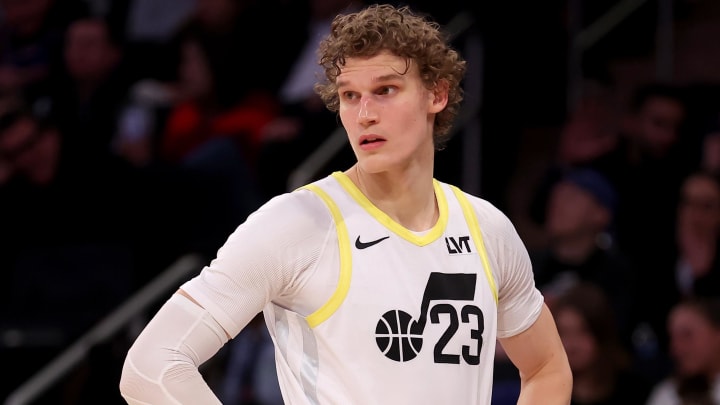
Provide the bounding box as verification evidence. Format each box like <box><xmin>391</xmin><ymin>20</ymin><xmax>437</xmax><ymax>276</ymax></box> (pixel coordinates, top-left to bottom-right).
<box><xmin>498</xmin><ymin>303</ymin><xmax>572</xmax><ymax>405</ymax></box>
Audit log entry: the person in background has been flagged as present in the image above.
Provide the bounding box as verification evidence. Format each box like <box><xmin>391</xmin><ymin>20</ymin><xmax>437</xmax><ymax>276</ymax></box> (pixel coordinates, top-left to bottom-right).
<box><xmin>255</xmin><ymin>0</ymin><xmax>362</xmax><ymax>198</ymax></box>
<box><xmin>152</xmin><ymin>26</ymin><xmax>271</xmax><ymax>256</ymax></box>
<box><xmin>632</xmin><ymin>168</ymin><xmax>720</xmax><ymax>387</ymax></box>
<box><xmin>42</xmin><ymin>15</ymin><xmax>132</xmax><ymax>175</ymax></box>
<box><xmin>646</xmin><ymin>297</ymin><xmax>720</xmax><ymax>405</ymax></box>
<box><xmin>552</xmin><ymin>282</ymin><xmax>652</xmax><ymax>405</ymax></box>
<box><xmin>700</xmin><ymin>117</ymin><xmax>720</xmax><ymax>176</ymax></box>
<box><xmin>673</xmin><ymin>169</ymin><xmax>720</xmax><ymax>299</ymax></box>
<box><xmin>0</xmin><ymin>94</ymin><xmax>135</xmax><ymax>403</ymax></box>
<box><xmin>119</xmin><ymin>4</ymin><xmax>572</xmax><ymax>404</ymax></box>
<box><xmin>0</xmin><ymin>0</ymin><xmax>88</xmax><ymax>99</ymax></box>
<box><xmin>527</xmin><ymin>83</ymin><xmax>695</xmax><ymax>379</ymax></box>
<box><xmin>555</xmin><ymin>83</ymin><xmax>693</xmax><ymax>268</ymax></box>
<box><xmin>493</xmin><ymin>281</ymin><xmax>651</xmax><ymax>405</ymax></box>
<box><xmin>529</xmin><ymin>168</ymin><xmax>639</xmax><ymax>345</ymax></box>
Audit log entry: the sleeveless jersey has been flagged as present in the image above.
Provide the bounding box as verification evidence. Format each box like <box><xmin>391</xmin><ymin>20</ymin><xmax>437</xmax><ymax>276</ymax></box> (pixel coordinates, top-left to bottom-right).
<box><xmin>264</xmin><ymin>172</ymin><xmax>500</xmax><ymax>404</ymax></box>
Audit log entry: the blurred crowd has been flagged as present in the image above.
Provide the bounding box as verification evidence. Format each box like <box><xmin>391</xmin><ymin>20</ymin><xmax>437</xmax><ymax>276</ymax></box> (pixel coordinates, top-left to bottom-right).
<box><xmin>1</xmin><ymin>0</ymin><xmax>720</xmax><ymax>404</ymax></box>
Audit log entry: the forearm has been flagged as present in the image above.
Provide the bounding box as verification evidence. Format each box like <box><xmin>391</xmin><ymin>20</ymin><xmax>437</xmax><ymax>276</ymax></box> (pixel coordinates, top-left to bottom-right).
<box><xmin>119</xmin><ymin>294</ymin><xmax>228</xmax><ymax>404</ymax></box>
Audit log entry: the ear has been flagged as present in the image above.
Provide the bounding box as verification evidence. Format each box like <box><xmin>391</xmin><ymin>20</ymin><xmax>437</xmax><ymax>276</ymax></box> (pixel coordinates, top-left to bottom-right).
<box><xmin>428</xmin><ymin>79</ymin><xmax>449</xmax><ymax>113</ymax></box>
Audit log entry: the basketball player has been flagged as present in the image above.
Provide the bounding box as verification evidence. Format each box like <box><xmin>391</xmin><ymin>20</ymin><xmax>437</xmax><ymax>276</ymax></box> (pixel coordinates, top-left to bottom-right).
<box><xmin>119</xmin><ymin>4</ymin><xmax>572</xmax><ymax>404</ymax></box>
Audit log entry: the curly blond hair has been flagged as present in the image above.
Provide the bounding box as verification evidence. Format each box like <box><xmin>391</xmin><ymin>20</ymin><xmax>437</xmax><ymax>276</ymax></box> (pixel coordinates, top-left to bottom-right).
<box><xmin>313</xmin><ymin>3</ymin><xmax>466</xmax><ymax>150</ymax></box>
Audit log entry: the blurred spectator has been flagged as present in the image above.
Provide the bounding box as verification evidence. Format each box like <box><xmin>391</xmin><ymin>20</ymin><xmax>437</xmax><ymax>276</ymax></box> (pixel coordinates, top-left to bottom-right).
<box><xmin>115</xmin><ymin>0</ymin><xmax>311</xmax><ymax>255</ymax></box>
<box><xmin>0</xmin><ymin>95</ymin><xmax>135</xmax><ymax>402</ymax></box>
<box><xmin>522</xmin><ymin>83</ymin><xmax>697</xmax><ymax>371</ymax></box>
<box><xmin>630</xmin><ymin>169</ymin><xmax>720</xmax><ymax>385</ymax></box>
<box><xmin>552</xmin><ymin>282</ymin><xmax>652</xmax><ymax>405</ymax></box>
<box><xmin>673</xmin><ymin>169</ymin><xmax>720</xmax><ymax>299</ymax></box>
<box><xmin>700</xmin><ymin>116</ymin><xmax>720</xmax><ymax>176</ymax></box>
<box><xmin>0</xmin><ymin>96</ymin><xmax>58</xmax><ymax>185</ymax></box>
<box><xmin>157</xmin><ymin>28</ymin><xmax>277</xmax><ymax>167</ymax></box>
<box><xmin>557</xmin><ymin>83</ymin><xmax>694</xmax><ymax>269</ymax></box>
<box><xmin>0</xmin><ymin>95</ymin><xmax>135</xmax><ymax>277</ymax></box>
<box><xmin>492</xmin><ymin>281</ymin><xmax>653</xmax><ymax>405</ymax></box>
<box><xmin>529</xmin><ymin>168</ymin><xmax>640</xmax><ymax>345</ymax></box>
<box><xmin>39</xmin><ymin>15</ymin><xmax>135</xmax><ymax>176</ymax></box>
<box><xmin>646</xmin><ymin>297</ymin><xmax>720</xmax><ymax>405</ymax></box>
<box><xmin>255</xmin><ymin>0</ymin><xmax>360</xmax><ymax>197</ymax></box>
<box><xmin>0</xmin><ymin>0</ymin><xmax>88</xmax><ymax>99</ymax></box>
<box><xmin>509</xmin><ymin>86</ymin><xmax>621</xmax><ymax>252</ymax></box>
<box><xmin>145</xmin><ymin>0</ymin><xmax>307</xmax><ymax>169</ymax></box>
<box><xmin>153</xmin><ymin>27</ymin><xmax>270</xmax><ymax>251</ymax></box>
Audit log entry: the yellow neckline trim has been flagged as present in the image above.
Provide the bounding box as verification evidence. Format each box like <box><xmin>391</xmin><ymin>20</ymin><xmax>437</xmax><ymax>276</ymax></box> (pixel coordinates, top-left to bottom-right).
<box><xmin>331</xmin><ymin>171</ymin><xmax>448</xmax><ymax>246</ymax></box>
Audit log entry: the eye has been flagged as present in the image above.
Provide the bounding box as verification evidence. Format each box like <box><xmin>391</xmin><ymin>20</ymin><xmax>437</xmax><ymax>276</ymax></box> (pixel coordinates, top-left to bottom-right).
<box><xmin>341</xmin><ymin>91</ymin><xmax>358</xmax><ymax>101</ymax></box>
<box><xmin>377</xmin><ymin>86</ymin><xmax>396</xmax><ymax>95</ymax></box>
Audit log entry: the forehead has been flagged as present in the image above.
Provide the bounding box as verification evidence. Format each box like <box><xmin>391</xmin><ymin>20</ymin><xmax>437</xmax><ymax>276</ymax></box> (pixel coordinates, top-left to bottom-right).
<box><xmin>336</xmin><ymin>52</ymin><xmax>415</xmax><ymax>84</ymax></box>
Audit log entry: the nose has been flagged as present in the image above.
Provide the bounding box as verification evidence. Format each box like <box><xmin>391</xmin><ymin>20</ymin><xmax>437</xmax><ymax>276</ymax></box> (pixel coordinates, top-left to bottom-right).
<box><xmin>357</xmin><ymin>97</ymin><xmax>378</xmax><ymax>126</ymax></box>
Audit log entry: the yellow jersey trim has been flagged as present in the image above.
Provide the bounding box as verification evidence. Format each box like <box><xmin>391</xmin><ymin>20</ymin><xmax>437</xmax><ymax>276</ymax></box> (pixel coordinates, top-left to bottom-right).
<box><xmin>450</xmin><ymin>185</ymin><xmax>498</xmax><ymax>304</ymax></box>
<box><xmin>301</xmin><ymin>184</ymin><xmax>353</xmax><ymax>328</ymax></box>
<box><xmin>331</xmin><ymin>171</ymin><xmax>448</xmax><ymax>246</ymax></box>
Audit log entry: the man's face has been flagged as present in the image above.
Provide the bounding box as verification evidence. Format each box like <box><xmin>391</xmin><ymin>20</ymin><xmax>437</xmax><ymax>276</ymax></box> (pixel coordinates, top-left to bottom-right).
<box><xmin>545</xmin><ymin>181</ymin><xmax>609</xmax><ymax>239</ymax></box>
<box><xmin>64</xmin><ymin>19</ymin><xmax>119</xmax><ymax>83</ymax></box>
<box><xmin>336</xmin><ymin>51</ymin><xmax>446</xmax><ymax>175</ymax></box>
<box><xmin>669</xmin><ymin>305</ymin><xmax>720</xmax><ymax>376</ymax></box>
<box><xmin>555</xmin><ymin>307</ymin><xmax>598</xmax><ymax>372</ymax></box>
<box><xmin>634</xmin><ymin>96</ymin><xmax>685</xmax><ymax>157</ymax></box>
<box><xmin>677</xmin><ymin>173</ymin><xmax>720</xmax><ymax>236</ymax></box>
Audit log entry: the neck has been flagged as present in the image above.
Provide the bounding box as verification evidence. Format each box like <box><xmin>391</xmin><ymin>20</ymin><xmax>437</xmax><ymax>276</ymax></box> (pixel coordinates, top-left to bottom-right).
<box><xmin>347</xmin><ymin>164</ymin><xmax>437</xmax><ymax>231</ymax></box>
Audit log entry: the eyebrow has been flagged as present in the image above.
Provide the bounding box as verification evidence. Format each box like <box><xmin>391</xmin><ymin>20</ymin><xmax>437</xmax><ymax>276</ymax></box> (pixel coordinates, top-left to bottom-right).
<box><xmin>336</xmin><ymin>73</ymin><xmax>405</xmax><ymax>89</ymax></box>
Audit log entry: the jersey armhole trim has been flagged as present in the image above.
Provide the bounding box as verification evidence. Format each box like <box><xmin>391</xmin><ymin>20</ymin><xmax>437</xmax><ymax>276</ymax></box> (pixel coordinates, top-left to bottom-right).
<box><xmin>450</xmin><ymin>185</ymin><xmax>498</xmax><ymax>303</ymax></box>
<box><xmin>301</xmin><ymin>184</ymin><xmax>352</xmax><ymax>328</ymax></box>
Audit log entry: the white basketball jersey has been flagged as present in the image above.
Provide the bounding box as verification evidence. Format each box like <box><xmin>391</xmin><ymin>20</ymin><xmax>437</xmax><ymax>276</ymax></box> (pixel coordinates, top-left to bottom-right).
<box><xmin>264</xmin><ymin>172</ymin><xmax>500</xmax><ymax>404</ymax></box>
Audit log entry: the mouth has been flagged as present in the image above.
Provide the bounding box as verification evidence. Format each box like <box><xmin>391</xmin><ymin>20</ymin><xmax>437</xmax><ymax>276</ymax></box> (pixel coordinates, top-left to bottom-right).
<box><xmin>361</xmin><ymin>138</ymin><xmax>380</xmax><ymax>145</ymax></box>
<box><xmin>359</xmin><ymin>135</ymin><xmax>385</xmax><ymax>146</ymax></box>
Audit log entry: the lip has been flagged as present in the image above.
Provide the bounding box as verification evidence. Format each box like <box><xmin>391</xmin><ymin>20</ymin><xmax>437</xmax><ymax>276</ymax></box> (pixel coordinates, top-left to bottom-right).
<box><xmin>358</xmin><ymin>134</ymin><xmax>386</xmax><ymax>151</ymax></box>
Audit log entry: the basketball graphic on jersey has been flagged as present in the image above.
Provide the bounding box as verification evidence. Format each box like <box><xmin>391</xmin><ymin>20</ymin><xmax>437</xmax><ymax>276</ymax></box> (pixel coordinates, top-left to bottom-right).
<box><xmin>375</xmin><ymin>310</ymin><xmax>423</xmax><ymax>362</ymax></box>
<box><xmin>375</xmin><ymin>272</ymin><xmax>478</xmax><ymax>362</ymax></box>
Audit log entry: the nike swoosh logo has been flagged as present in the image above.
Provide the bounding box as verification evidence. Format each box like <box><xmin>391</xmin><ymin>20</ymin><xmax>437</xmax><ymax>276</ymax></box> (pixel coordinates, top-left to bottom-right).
<box><xmin>355</xmin><ymin>235</ymin><xmax>390</xmax><ymax>249</ymax></box>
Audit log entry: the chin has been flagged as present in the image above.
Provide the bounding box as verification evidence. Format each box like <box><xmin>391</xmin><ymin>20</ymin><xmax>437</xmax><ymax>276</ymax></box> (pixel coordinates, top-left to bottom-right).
<box><xmin>357</xmin><ymin>158</ymin><xmax>389</xmax><ymax>174</ymax></box>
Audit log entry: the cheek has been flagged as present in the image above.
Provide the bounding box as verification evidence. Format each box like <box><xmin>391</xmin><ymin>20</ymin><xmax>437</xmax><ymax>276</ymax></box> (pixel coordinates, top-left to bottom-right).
<box><xmin>338</xmin><ymin>106</ymin><xmax>362</xmax><ymax>136</ymax></box>
<box><xmin>338</xmin><ymin>107</ymin><xmax>351</xmax><ymax>125</ymax></box>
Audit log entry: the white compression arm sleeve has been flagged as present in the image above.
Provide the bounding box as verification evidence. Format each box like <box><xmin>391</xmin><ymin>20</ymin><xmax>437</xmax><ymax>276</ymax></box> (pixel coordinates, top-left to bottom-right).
<box><xmin>119</xmin><ymin>293</ymin><xmax>229</xmax><ymax>404</ymax></box>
